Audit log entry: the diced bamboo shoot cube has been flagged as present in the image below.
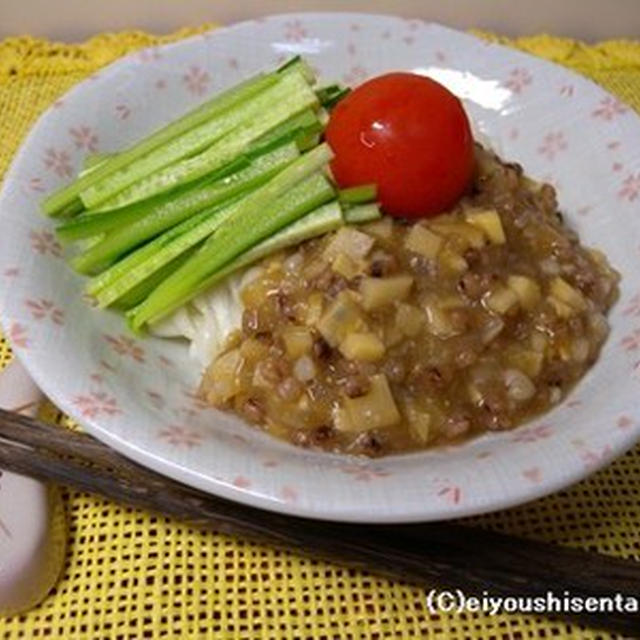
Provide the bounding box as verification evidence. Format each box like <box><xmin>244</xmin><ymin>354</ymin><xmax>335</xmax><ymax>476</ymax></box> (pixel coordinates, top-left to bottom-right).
<box><xmin>364</xmin><ymin>216</ymin><xmax>393</xmax><ymax>239</ymax></box>
<box><xmin>396</xmin><ymin>303</ymin><xmax>424</xmax><ymax>337</ymax></box>
<box><xmin>548</xmin><ymin>295</ymin><xmax>575</xmax><ymax>318</ymax></box>
<box><xmin>507</xmin><ymin>350</ymin><xmax>544</xmax><ymax>377</ymax></box>
<box><xmin>316</xmin><ymin>291</ymin><xmax>365</xmax><ymax>346</ymax></box>
<box><xmin>332</xmin><ymin>405</ymin><xmax>359</xmax><ymax>432</ymax></box>
<box><xmin>343</xmin><ymin>374</ymin><xmax>401</xmax><ymax>429</ymax></box>
<box><xmin>406</xmin><ymin>407</ymin><xmax>432</xmax><ymax>443</ymax></box>
<box><xmin>239</xmin><ymin>337</ymin><xmax>269</xmax><ymax>361</ymax></box>
<box><xmin>404</xmin><ymin>225</ymin><xmax>443</xmax><ymax>259</ymax></box>
<box><xmin>431</xmin><ymin>220</ymin><xmax>486</xmax><ymax>249</ymax></box>
<box><xmin>507</xmin><ymin>275</ymin><xmax>541</xmax><ymax>310</ymax></box>
<box><xmin>305</xmin><ymin>292</ymin><xmax>324</xmax><ymax>325</ymax></box>
<box><xmin>323</xmin><ymin>227</ymin><xmax>375</xmax><ymax>262</ymax></box>
<box><xmin>466</xmin><ymin>209</ymin><xmax>506</xmax><ymax>244</ymax></box>
<box><xmin>360</xmin><ymin>275</ymin><xmax>413</xmax><ymax>310</ymax></box>
<box><xmin>424</xmin><ymin>303</ymin><xmax>458</xmax><ymax>338</ymax></box>
<box><xmin>205</xmin><ymin>348</ymin><xmax>242</xmax><ymax>403</ymax></box>
<box><xmin>282</xmin><ymin>327</ymin><xmax>313</xmax><ymax>359</ymax></box>
<box><xmin>438</xmin><ymin>248</ymin><xmax>468</xmax><ymax>275</ymax></box>
<box><xmin>331</xmin><ymin>252</ymin><xmax>359</xmax><ymax>279</ymax></box>
<box><xmin>549</xmin><ymin>277</ymin><xmax>587</xmax><ymax>311</ymax></box>
<box><xmin>339</xmin><ymin>332</ymin><xmax>385</xmax><ymax>362</ymax></box>
<box><xmin>484</xmin><ymin>286</ymin><xmax>519</xmax><ymax>315</ymax></box>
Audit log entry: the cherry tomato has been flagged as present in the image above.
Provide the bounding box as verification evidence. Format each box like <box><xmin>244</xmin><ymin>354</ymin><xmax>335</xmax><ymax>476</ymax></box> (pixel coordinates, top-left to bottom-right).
<box><xmin>325</xmin><ymin>72</ymin><xmax>475</xmax><ymax>218</ymax></box>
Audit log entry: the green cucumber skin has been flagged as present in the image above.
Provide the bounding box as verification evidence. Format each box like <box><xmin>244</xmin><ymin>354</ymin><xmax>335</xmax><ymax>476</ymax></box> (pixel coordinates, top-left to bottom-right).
<box><xmin>185</xmin><ymin>201</ymin><xmax>344</xmax><ymax>304</ymax></box>
<box><xmin>102</xmin><ymin>143</ymin><xmax>332</xmax><ymax>311</ymax></box>
<box><xmin>93</xmin><ymin>199</ymin><xmax>241</xmax><ymax>308</ymax></box>
<box><xmin>247</xmin><ymin>109</ymin><xmax>320</xmax><ymax>157</ymax></box>
<box><xmin>343</xmin><ymin>203</ymin><xmax>382</xmax><ymax>224</ymax></box>
<box><xmin>69</xmin><ymin>143</ymin><xmax>300</xmax><ymax>273</ymax></box>
<box><xmin>111</xmin><ymin>246</ymin><xmax>198</xmax><ymax>310</ymax></box>
<box><xmin>80</xmin><ymin>71</ymin><xmax>316</xmax><ymax>210</ymax></box>
<box><xmin>42</xmin><ymin>71</ymin><xmax>279</xmax><ymax>216</ymax></box>
<box><xmin>57</xmin><ymin>181</ymin><xmax>199</xmax><ymax>243</ymax></box>
<box><xmin>89</xmin><ymin>154</ymin><xmax>250</xmax><ymax>214</ymax></box>
<box><xmin>338</xmin><ymin>183</ymin><xmax>378</xmax><ymax>205</ymax></box>
<box><xmin>130</xmin><ymin>170</ymin><xmax>335</xmax><ymax>328</ymax></box>
<box><xmin>98</xmin><ymin>77</ymin><xmax>318</xmax><ymax>211</ymax></box>
<box><xmin>86</xmin><ymin>202</ymin><xmax>223</xmax><ymax>297</ymax></box>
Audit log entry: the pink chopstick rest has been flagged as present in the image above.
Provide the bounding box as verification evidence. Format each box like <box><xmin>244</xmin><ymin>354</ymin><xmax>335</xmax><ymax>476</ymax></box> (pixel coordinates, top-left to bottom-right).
<box><xmin>0</xmin><ymin>358</ymin><xmax>66</xmax><ymax>616</ymax></box>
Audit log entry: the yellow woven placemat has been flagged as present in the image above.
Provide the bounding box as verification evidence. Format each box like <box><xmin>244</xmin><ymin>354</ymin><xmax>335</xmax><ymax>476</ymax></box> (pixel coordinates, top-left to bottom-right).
<box><xmin>1</xmin><ymin>26</ymin><xmax>640</xmax><ymax>640</ymax></box>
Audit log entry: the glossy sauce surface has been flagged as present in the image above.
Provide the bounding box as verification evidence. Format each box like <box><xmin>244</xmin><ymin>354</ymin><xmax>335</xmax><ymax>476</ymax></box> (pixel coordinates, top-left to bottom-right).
<box><xmin>201</xmin><ymin>146</ymin><xmax>619</xmax><ymax>456</ymax></box>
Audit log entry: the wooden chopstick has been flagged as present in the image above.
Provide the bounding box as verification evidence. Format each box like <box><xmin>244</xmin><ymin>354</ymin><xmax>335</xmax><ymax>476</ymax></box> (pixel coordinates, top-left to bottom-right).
<box><xmin>0</xmin><ymin>407</ymin><xmax>637</xmax><ymax>634</ymax></box>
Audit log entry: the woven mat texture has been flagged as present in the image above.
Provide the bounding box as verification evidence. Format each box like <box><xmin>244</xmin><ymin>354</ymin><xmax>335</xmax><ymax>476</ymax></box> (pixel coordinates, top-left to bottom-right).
<box><xmin>1</xmin><ymin>25</ymin><xmax>639</xmax><ymax>640</ymax></box>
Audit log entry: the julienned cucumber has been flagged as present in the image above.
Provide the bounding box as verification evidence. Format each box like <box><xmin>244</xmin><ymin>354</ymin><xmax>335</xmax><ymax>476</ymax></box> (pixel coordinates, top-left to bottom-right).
<box><xmin>42</xmin><ymin>71</ymin><xmax>279</xmax><ymax>216</ymax></box>
<box><xmin>95</xmin><ymin>144</ymin><xmax>332</xmax><ymax>311</ymax></box>
<box><xmin>129</xmin><ymin>151</ymin><xmax>335</xmax><ymax>328</ymax></box>
<box><xmin>58</xmin><ymin>143</ymin><xmax>296</xmax><ymax>243</ymax></box>
<box><xmin>110</xmin><ymin>246</ymin><xmax>198</xmax><ymax>310</ymax></box>
<box><xmin>91</xmin><ymin>198</ymin><xmax>241</xmax><ymax>307</ymax></box>
<box><xmin>186</xmin><ymin>201</ymin><xmax>345</xmax><ymax>305</ymax></box>
<box><xmin>129</xmin><ymin>175</ymin><xmax>334</xmax><ymax>328</ymax></box>
<box><xmin>343</xmin><ymin>202</ymin><xmax>382</xmax><ymax>224</ymax></box>
<box><xmin>69</xmin><ymin>143</ymin><xmax>300</xmax><ymax>273</ymax></box>
<box><xmin>339</xmin><ymin>183</ymin><xmax>378</xmax><ymax>205</ymax></box>
<box><xmin>79</xmin><ymin>70</ymin><xmax>314</xmax><ymax>210</ymax></box>
<box><xmin>57</xmin><ymin>163</ymin><xmax>235</xmax><ymax>242</ymax></box>
<box><xmin>45</xmin><ymin>56</ymin><xmax>385</xmax><ymax>334</ymax></box>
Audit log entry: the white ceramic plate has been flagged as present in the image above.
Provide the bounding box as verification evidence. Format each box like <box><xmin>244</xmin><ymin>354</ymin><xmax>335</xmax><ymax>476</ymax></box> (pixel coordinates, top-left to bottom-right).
<box><xmin>1</xmin><ymin>13</ymin><xmax>640</xmax><ymax>523</ymax></box>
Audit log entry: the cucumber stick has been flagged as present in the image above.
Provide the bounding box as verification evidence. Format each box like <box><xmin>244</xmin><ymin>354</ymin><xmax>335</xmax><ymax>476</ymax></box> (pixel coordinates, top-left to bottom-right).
<box><xmin>91</xmin><ymin>200</ymin><xmax>239</xmax><ymax>307</ymax></box>
<box><xmin>57</xmin><ymin>166</ymin><xmax>233</xmax><ymax>243</ymax></box>
<box><xmin>97</xmin><ymin>77</ymin><xmax>318</xmax><ymax>211</ymax></box>
<box><xmin>70</xmin><ymin>143</ymin><xmax>300</xmax><ymax>273</ymax></box>
<box><xmin>181</xmin><ymin>202</ymin><xmax>379</xmax><ymax>310</ymax></box>
<box><xmin>338</xmin><ymin>183</ymin><xmax>378</xmax><ymax>205</ymax></box>
<box><xmin>247</xmin><ymin>109</ymin><xmax>321</xmax><ymax>157</ymax></box>
<box><xmin>80</xmin><ymin>70</ymin><xmax>314</xmax><ymax>210</ymax></box>
<box><xmin>42</xmin><ymin>71</ymin><xmax>279</xmax><ymax>216</ymax></box>
<box><xmin>130</xmin><ymin>174</ymin><xmax>334</xmax><ymax>328</ymax></box>
<box><xmin>111</xmin><ymin>246</ymin><xmax>198</xmax><ymax>310</ymax></box>
<box><xmin>186</xmin><ymin>201</ymin><xmax>344</xmax><ymax>305</ymax></box>
<box><xmin>129</xmin><ymin>145</ymin><xmax>334</xmax><ymax>327</ymax></box>
<box><xmin>343</xmin><ymin>203</ymin><xmax>382</xmax><ymax>224</ymax></box>
<box><xmin>58</xmin><ymin>143</ymin><xmax>297</xmax><ymax>243</ymax></box>
<box><xmin>85</xmin><ymin>194</ymin><xmax>240</xmax><ymax>298</ymax></box>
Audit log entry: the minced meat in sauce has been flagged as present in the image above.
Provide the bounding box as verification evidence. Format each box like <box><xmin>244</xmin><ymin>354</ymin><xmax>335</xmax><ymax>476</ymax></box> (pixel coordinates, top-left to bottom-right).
<box><xmin>200</xmin><ymin>145</ymin><xmax>620</xmax><ymax>456</ymax></box>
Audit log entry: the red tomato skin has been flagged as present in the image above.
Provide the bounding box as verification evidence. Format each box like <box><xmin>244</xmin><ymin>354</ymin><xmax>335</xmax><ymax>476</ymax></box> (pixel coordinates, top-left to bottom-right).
<box><xmin>326</xmin><ymin>72</ymin><xmax>475</xmax><ymax>218</ymax></box>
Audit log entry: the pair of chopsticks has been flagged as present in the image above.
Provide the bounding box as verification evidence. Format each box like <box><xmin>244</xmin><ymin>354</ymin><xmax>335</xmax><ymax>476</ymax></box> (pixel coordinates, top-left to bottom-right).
<box><xmin>0</xmin><ymin>407</ymin><xmax>637</xmax><ymax>634</ymax></box>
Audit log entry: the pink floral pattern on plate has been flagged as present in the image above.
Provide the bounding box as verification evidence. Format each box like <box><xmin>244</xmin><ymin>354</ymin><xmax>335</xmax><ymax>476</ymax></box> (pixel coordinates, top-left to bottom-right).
<box><xmin>72</xmin><ymin>391</ymin><xmax>121</xmax><ymax>419</ymax></box>
<box><xmin>69</xmin><ymin>126</ymin><xmax>99</xmax><ymax>152</ymax></box>
<box><xmin>283</xmin><ymin>20</ymin><xmax>308</xmax><ymax>42</ymax></box>
<box><xmin>24</xmin><ymin>298</ymin><xmax>64</xmax><ymax>325</ymax></box>
<box><xmin>29</xmin><ymin>229</ymin><xmax>62</xmax><ymax>258</ymax></box>
<box><xmin>592</xmin><ymin>96</ymin><xmax>628</xmax><ymax>121</ymax></box>
<box><xmin>103</xmin><ymin>334</ymin><xmax>145</xmax><ymax>362</ymax></box>
<box><xmin>182</xmin><ymin>65</ymin><xmax>211</xmax><ymax>96</ymax></box>
<box><xmin>1</xmin><ymin>15</ymin><xmax>640</xmax><ymax>523</ymax></box>
<box><xmin>504</xmin><ymin>67</ymin><xmax>532</xmax><ymax>94</ymax></box>
<box><xmin>619</xmin><ymin>172</ymin><xmax>640</xmax><ymax>202</ymax></box>
<box><xmin>157</xmin><ymin>425</ymin><xmax>205</xmax><ymax>448</ymax></box>
<box><xmin>537</xmin><ymin>131</ymin><xmax>568</xmax><ymax>160</ymax></box>
<box><xmin>42</xmin><ymin>147</ymin><xmax>72</xmax><ymax>178</ymax></box>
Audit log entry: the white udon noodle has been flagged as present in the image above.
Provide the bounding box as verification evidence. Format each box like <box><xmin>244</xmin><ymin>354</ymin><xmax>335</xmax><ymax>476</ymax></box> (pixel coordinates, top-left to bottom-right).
<box><xmin>150</xmin><ymin>266</ymin><xmax>262</xmax><ymax>367</ymax></box>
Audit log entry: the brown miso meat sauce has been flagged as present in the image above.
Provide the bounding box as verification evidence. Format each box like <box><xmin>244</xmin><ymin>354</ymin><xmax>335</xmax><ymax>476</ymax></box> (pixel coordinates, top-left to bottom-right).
<box><xmin>200</xmin><ymin>146</ymin><xmax>620</xmax><ymax>456</ymax></box>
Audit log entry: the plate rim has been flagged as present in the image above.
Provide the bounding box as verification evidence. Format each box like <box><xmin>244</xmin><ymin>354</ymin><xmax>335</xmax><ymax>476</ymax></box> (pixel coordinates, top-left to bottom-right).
<box><xmin>1</xmin><ymin>12</ymin><xmax>640</xmax><ymax>523</ymax></box>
